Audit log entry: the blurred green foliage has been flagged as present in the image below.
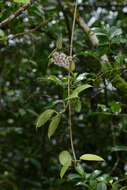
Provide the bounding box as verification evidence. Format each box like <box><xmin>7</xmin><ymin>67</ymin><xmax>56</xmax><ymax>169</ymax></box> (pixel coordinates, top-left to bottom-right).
<box><xmin>0</xmin><ymin>0</ymin><xmax>127</xmax><ymax>189</ymax></box>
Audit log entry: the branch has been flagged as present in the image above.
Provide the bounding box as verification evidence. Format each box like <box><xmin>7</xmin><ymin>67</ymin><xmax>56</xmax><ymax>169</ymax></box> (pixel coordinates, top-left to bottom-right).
<box><xmin>0</xmin><ymin>23</ymin><xmax>42</xmax><ymax>41</ymax></box>
<box><xmin>64</xmin><ymin>4</ymin><xmax>99</xmax><ymax>47</ymax></box>
<box><xmin>0</xmin><ymin>0</ymin><xmax>35</xmax><ymax>28</ymax></box>
<box><xmin>68</xmin><ymin>0</ymin><xmax>78</xmax><ymax>164</ymax></box>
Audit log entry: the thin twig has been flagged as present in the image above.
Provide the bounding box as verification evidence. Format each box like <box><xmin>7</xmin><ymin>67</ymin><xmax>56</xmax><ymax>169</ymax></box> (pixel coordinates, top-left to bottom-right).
<box><xmin>0</xmin><ymin>23</ymin><xmax>42</xmax><ymax>41</ymax></box>
<box><xmin>68</xmin><ymin>0</ymin><xmax>78</xmax><ymax>164</ymax></box>
<box><xmin>120</xmin><ymin>186</ymin><xmax>127</xmax><ymax>190</ymax></box>
<box><xmin>69</xmin><ymin>2</ymin><xmax>77</xmax><ymax>57</ymax></box>
<box><xmin>113</xmin><ymin>178</ymin><xmax>127</xmax><ymax>185</ymax></box>
<box><xmin>0</xmin><ymin>0</ymin><xmax>35</xmax><ymax>28</ymax></box>
<box><xmin>64</xmin><ymin>4</ymin><xmax>99</xmax><ymax>47</ymax></box>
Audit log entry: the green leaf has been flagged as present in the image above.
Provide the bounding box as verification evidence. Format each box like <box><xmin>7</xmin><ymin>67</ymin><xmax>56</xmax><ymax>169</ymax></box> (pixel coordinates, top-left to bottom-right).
<box><xmin>91</xmin><ymin>27</ymin><xmax>108</xmax><ymax>37</ymax></box>
<box><xmin>101</xmin><ymin>61</ymin><xmax>112</xmax><ymax>72</ymax></box>
<box><xmin>70</xmin><ymin>61</ymin><xmax>75</xmax><ymax>71</ymax></box>
<box><xmin>97</xmin><ymin>182</ymin><xmax>107</xmax><ymax>190</ymax></box>
<box><xmin>112</xmin><ymin>36</ymin><xmax>127</xmax><ymax>44</ymax></box>
<box><xmin>110</xmin><ymin>101</ymin><xmax>121</xmax><ymax>114</ymax></box>
<box><xmin>19</xmin><ymin>108</ymin><xmax>26</xmax><ymax>116</ymax></box>
<box><xmin>111</xmin><ymin>146</ymin><xmax>127</xmax><ymax>152</ymax></box>
<box><xmin>90</xmin><ymin>170</ymin><xmax>102</xmax><ymax>178</ymax></box>
<box><xmin>76</xmin><ymin>182</ymin><xmax>88</xmax><ymax>187</ymax></box>
<box><xmin>73</xmin><ymin>84</ymin><xmax>92</xmax><ymax>95</ymax></box>
<box><xmin>67</xmin><ymin>173</ymin><xmax>81</xmax><ymax>180</ymax></box>
<box><xmin>48</xmin><ymin>114</ymin><xmax>61</xmax><ymax>139</ymax></box>
<box><xmin>115</xmin><ymin>55</ymin><xmax>127</xmax><ymax>65</ymax></box>
<box><xmin>60</xmin><ymin>160</ymin><xmax>71</xmax><ymax>178</ymax></box>
<box><xmin>70</xmin><ymin>61</ymin><xmax>75</xmax><ymax>72</ymax></box>
<box><xmin>112</xmin><ymin>184</ymin><xmax>121</xmax><ymax>190</ymax></box>
<box><xmin>56</xmin><ymin>34</ymin><xmax>62</xmax><ymax>49</ymax></box>
<box><xmin>89</xmin><ymin>179</ymin><xmax>97</xmax><ymax>188</ymax></box>
<box><xmin>65</xmin><ymin>61</ymin><xmax>75</xmax><ymax>72</ymax></box>
<box><xmin>80</xmin><ymin>154</ymin><xmax>104</xmax><ymax>161</ymax></box>
<box><xmin>109</xmin><ymin>27</ymin><xmax>122</xmax><ymax>39</ymax></box>
<box><xmin>36</xmin><ymin>109</ymin><xmax>55</xmax><ymax>128</ymax></box>
<box><xmin>59</xmin><ymin>150</ymin><xmax>72</xmax><ymax>166</ymax></box>
<box><xmin>75</xmin><ymin>99</ymin><xmax>82</xmax><ymax>113</ymax></box>
<box><xmin>66</xmin><ymin>93</ymin><xmax>78</xmax><ymax>100</ymax></box>
<box><xmin>66</xmin><ymin>84</ymin><xmax>92</xmax><ymax>100</ymax></box>
<box><xmin>27</xmin><ymin>109</ymin><xmax>38</xmax><ymax>116</ymax></box>
<box><xmin>38</xmin><ymin>75</ymin><xmax>63</xmax><ymax>87</ymax></box>
<box><xmin>0</xmin><ymin>29</ymin><xmax>5</xmax><ymax>37</ymax></box>
<box><xmin>75</xmin><ymin>163</ymin><xmax>85</xmax><ymax>176</ymax></box>
<box><xmin>13</xmin><ymin>0</ymin><xmax>30</xmax><ymax>3</ymax></box>
<box><xmin>76</xmin><ymin>73</ymin><xmax>89</xmax><ymax>82</ymax></box>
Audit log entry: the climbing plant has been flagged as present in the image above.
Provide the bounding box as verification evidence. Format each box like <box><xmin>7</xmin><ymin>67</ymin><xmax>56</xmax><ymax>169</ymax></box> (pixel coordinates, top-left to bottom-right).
<box><xmin>1</xmin><ymin>0</ymin><xmax>127</xmax><ymax>189</ymax></box>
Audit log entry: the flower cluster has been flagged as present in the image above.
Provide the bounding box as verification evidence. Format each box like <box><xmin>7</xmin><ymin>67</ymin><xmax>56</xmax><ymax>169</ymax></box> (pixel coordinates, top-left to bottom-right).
<box><xmin>52</xmin><ymin>52</ymin><xmax>72</xmax><ymax>68</ymax></box>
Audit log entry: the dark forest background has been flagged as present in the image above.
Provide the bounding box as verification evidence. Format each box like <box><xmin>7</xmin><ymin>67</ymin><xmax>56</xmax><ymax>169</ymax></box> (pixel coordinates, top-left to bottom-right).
<box><xmin>0</xmin><ymin>0</ymin><xmax>127</xmax><ymax>189</ymax></box>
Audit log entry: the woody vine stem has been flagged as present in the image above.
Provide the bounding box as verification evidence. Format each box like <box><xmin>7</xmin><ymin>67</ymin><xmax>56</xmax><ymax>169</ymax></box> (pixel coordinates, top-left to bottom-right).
<box><xmin>68</xmin><ymin>0</ymin><xmax>78</xmax><ymax>164</ymax></box>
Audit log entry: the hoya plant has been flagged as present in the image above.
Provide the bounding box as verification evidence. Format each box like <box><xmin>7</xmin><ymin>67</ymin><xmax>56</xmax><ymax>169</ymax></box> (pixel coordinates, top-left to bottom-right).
<box><xmin>35</xmin><ymin>0</ymin><xmax>104</xmax><ymax>179</ymax></box>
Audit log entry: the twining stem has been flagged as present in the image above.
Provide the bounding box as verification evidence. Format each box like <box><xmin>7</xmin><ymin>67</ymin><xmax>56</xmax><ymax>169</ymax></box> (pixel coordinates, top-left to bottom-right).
<box><xmin>68</xmin><ymin>0</ymin><xmax>78</xmax><ymax>164</ymax></box>
<box><xmin>69</xmin><ymin>0</ymin><xmax>78</xmax><ymax>57</ymax></box>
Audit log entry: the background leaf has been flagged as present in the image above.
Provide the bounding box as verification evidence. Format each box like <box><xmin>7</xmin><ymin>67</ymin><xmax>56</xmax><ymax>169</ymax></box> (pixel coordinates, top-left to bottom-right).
<box><xmin>0</xmin><ymin>29</ymin><xmax>5</xmax><ymax>37</ymax></box>
<box><xmin>111</xmin><ymin>146</ymin><xmax>127</xmax><ymax>152</ymax></box>
<box><xmin>75</xmin><ymin>163</ymin><xmax>85</xmax><ymax>176</ymax></box>
<box><xmin>38</xmin><ymin>75</ymin><xmax>63</xmax><ymax>87</ymax></box>
<box><xmin>110</xmin><ymin>101</ymin><xmax>121</xmax><ymax>114</ymax></box>
<box><xmin>97</xmin><ymin>182</ymin><xmax>107</xmax><ymax>190</ymax></box>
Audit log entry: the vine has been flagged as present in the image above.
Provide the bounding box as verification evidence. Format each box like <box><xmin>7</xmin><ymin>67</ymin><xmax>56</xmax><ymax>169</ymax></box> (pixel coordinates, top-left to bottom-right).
<box><xmin>68</xmin><ymin>0</ymin><xmax>78</xmax><ymax>164</ymax></box>
<box><xmin>36</xmin><ymin>0</ymin><xmax>104</xmax><ymax>178</ymax></box>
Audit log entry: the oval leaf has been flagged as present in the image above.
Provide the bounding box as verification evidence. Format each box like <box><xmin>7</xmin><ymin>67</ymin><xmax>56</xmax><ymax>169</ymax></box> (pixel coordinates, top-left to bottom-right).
<box><xmin>13</xmin><ymin>0</ymin><xmax>30</xmax><ymax>3</ymax></box>
<box><xmin>66</xmin><ymin>61</ymin><xmax>75</xmax><ymax>72</ymax></box>
<box><xmin>110</xmin><ymin>101</ymin><xmax>121</xmax><ymax>114</ymax></box>
<box><xmin>0</xmin><ymin>29</ymin><xmax>5</xmax><ymax>37</ymax></box>
<box><xmin>76</xmin><ymin>73</ymin><xmax>89</xmax><ymax>82</ymax></box>
<box><xmin>73</xmin><ymin>84</ymin><xmax>92</xmax><ymax>95</ymax></box>
<box><xmin>66</xmin><ymin>84</ymin><xmax>92</xmax><ymax>100</ymax></box>
<box><xmin>59</xmin><ymin>150</ymin><xmax>72</xmax><ymax>166</ymax></box>
<box><xmin>36</xmin><ymin>109</ymin><xmax>55</xmax><ymax>128</ymax></box>
<box><xmin>70</xmin><ymin>61</ymin><xmax>75</xmax><ymax>72</ymax></box>
<box><xmin>60</xmin><ymin>160</ymin><xmax>71</xmax><ymax>178</ymax></box>
<box><xmin>48</xmin><ymin>114</ymin><xmax>61</xmax><ymax>139</ymax></box>
<box><xmin>97</xmin><ymin>182</ymin><xmax>107</xmax><ymax>190</ymax></box>
<box><xmin>80</xmin><ymin>154</ymin><xmax>104</xmax><ymax>161</ymax></box>
<box><xmin>75</xmin><ymin>163</ymin><xmax>85</xmax><ymax>176</ymax></box>
<box><xmin>111</xmin><ymin>146</ymin><xmax>127</xmax><ymax>152</ymax></box>
<box><xmin>66</xmin><ymin>93</ymin><xmax>78</xmax><ymax>100</ymax></box>
<box><xmin>75</xmin><ymin>99</ymin><xmax>82</xmax><ymax>113</ymax></box>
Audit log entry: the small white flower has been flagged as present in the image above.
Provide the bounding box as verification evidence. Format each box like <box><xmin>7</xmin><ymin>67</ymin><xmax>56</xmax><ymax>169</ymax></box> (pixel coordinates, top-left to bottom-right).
<box><xmin>52</xmin><ymin>51</ymin><xmax>72</xmax><ymax>68</ymax></box>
